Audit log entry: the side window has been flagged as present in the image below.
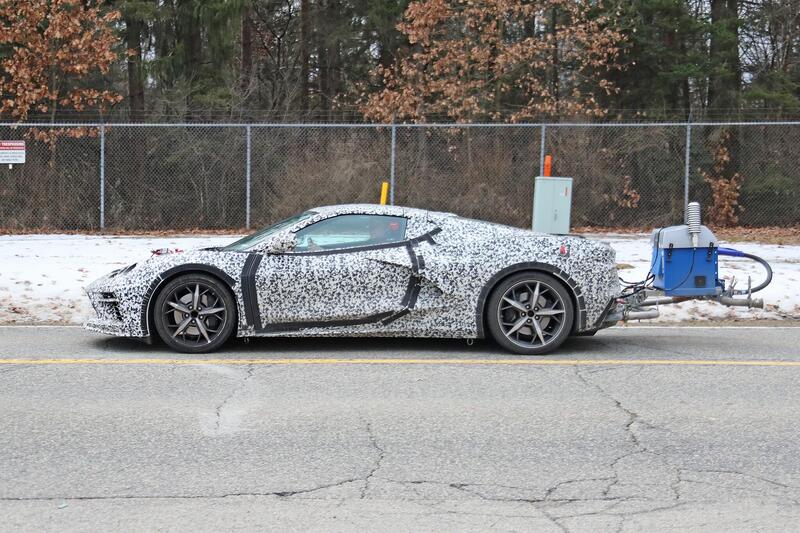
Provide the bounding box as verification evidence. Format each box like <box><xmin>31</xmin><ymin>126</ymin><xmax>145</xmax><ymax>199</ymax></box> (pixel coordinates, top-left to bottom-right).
<box><xmin>293</xmin><ymin>215</ymin><xmax>407</xmax><ymax>252</ymax></box>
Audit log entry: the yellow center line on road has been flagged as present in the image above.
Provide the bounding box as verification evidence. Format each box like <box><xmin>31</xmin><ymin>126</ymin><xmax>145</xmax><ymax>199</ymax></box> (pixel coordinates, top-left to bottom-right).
<box><xmin>0</xmin><ymin>357</ymin><xmax>799</xmax><ymax>367</ymax></box>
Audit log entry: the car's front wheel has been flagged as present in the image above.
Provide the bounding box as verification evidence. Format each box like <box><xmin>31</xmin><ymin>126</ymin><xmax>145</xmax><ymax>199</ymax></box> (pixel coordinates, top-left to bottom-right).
<box><xmin>487</xmin><ymin>271</ymin><xmax>575</xmax><ymax>355</ymax></box>
<box><xmin>153</xmin><ymin>273</ymin><xmax>236</xmax><ymax>353</ymax></box>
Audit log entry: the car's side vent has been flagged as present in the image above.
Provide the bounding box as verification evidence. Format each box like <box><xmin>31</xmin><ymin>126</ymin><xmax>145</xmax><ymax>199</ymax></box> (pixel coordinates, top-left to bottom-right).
<box><xmin>108</xmin><ymin>264</ymin><xmax>137</xmax><ymax>278</ymax></box>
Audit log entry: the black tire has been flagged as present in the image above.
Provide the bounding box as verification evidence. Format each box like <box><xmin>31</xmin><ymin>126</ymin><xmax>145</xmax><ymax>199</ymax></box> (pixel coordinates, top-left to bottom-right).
<box><xmin>486</xmin><ymin>271</ymin><xmax>575</xmax><ymax>356</ymax></box>
<box><xmin>153</xmin><ymin>273</ymin><xmax>237</xmax><ymax>353</ymax></box>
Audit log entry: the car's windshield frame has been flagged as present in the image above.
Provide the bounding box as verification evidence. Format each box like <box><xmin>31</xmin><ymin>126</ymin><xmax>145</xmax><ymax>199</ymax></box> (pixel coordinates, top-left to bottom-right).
<box><xmin>223</xmin><ymin>211</ymin><xmax>317</xmax><ymax>252</ymax></box>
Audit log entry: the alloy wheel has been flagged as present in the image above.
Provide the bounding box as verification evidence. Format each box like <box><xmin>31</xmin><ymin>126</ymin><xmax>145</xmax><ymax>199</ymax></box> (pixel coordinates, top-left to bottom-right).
<box><xmin>160</xmin><ymin>281</ymin><xmax>228</xmax><ymax>347</ymax></box>
<box><xmin>496</xmin><ymin>279</ymin><xmax>567</xmax><ymax>349</ymax></box>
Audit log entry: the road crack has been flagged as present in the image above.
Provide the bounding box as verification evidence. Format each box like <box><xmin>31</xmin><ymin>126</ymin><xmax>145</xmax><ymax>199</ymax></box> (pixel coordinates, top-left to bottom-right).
<box><xmin>573</xmin><ymin>366</ymin><xmax>655</xmax><ymax>451</ymax></box>
<box><xmin>0</xmin><ymin>479</ymin><xmax>361</xmax><ymax>503</ymax></box>
<box><xmin>360</xmin><ymin>421</ymin><xmax>385</xmax><ymax>498</ymax></box>
<box><xmin>571</xmin><ymin>365</ymin><xmax>681</xmax><ymax>513</ymax></box>
<box><xmin>214</xmin><ymin>363</ymin><xmax>255</xmax><ymax>432</ymax></box>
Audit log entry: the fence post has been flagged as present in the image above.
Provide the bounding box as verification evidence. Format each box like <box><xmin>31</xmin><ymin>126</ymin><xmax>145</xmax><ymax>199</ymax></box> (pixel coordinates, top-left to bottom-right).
<box><xmin>389</xmin><ymin>123</ymin><xmax>397</xmax><ymax>205</ymax></box>
<box><xmin>684</xmin><ymin>119</ymin><xmax>692</xmax><ymax>217</ymax></box>
<box><xmin>245</xmin><ymin>125</ymin><xmax>252</xmax><ymax>229</ymax></box>
<box><xmin>99</xmin><ymin>123</ymin><xmax>105</xmax><ymax>230</ymax></box>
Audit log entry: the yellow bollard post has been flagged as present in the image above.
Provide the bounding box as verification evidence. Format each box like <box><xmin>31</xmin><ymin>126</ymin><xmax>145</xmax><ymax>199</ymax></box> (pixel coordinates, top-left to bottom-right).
<box><xmin>379</xmin><ymin>181</ymin><xmax>389</xmax><ymax>205</ymax></box>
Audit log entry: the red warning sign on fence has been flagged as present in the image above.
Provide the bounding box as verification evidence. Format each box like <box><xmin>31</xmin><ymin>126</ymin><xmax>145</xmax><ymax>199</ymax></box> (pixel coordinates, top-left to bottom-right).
<box><xmin>0</xmin><ymin>141</ymin><xmax>25</xmax><ymax>164</ymax></box>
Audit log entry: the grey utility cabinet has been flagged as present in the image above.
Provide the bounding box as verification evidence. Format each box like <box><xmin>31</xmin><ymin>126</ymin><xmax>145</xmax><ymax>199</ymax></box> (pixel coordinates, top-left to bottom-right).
<box><xmin>532</xmin><ymin>176</ymin><xmax>573</xmax><ymax>234</ymax></box>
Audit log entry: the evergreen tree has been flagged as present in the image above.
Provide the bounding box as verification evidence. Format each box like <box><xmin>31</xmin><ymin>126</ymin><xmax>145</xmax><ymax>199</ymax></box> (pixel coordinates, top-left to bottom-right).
<box><xmin>602</xmin><ymin>0</ymin><xmax>705</xmax><ymax>119</ymax></box>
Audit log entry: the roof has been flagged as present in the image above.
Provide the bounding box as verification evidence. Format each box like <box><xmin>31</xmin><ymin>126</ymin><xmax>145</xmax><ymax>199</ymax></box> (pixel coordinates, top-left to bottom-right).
<box><xmin>309</xmin><ymin>204</ymin><xmax>449</xmax><ymax>219</ymax></box>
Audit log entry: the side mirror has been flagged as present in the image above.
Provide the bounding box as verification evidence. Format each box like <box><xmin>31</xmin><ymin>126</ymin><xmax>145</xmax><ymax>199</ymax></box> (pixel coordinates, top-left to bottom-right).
<box><xmin>264</xmin><ymin>232</ymin><xmax>297</xmax><ymax>254</ymax></box>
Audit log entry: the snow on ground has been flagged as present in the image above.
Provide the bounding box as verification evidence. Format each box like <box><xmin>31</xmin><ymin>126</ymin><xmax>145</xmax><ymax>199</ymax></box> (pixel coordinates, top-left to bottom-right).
<box><xmin>0</xmin><ymin>234</ymin><xmax>239</xmax><ymax>325</ymax></box>
<box><xmin>0</xmin><ymin>233</ymin><xmax>798</xmax><ymax>325</ymax></box>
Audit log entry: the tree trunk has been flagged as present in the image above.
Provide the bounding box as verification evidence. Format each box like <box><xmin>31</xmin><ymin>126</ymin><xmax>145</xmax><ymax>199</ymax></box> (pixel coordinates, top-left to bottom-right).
<box><xmin>707</xmin><ymin>0</ymin><xmax>741</xmax><ymax>222</ymax></box>
<box><xmin>123</xmin><ymin>7</ymin><xmax>148</xmax><ymax>223</ymax></box>
<box><xmin>682</xmin><ymin>75</ymin><xmax>691</xmax><ymax>120</ymax></box>
<box><xmin>328</xmin><ymin>41</ymin><xmax>340</xmax><ymax>117</ymax></box>
<box><xmin>727</xmin><ymin>0</ymin><xmax>741</xmax><ymax>92</ymax></box>
<box><xmin>378</xmin><ymin>42</ymin><xmax>392</xmax><ymax>71</ymax></box>
<box><xmin>494</xmin><ymin>17</ymin><xmax>504</xmax><ymax>118</ymax></box>
<box><xmin>241</xmin><ymin>2</ymin><xmax>253</xmax><ymax>96</ymax></box>
<box><xmin>300</xmin><ymin>0</ymin><xmax>311</xmax><ymax>112</ymax></box>
<box><xmin>549</xmin><ymin>7</ymin><xmax>559</xmax><ymax>114</ymax></box>
<box><xmin>179</xmin><ymin>0</ymin><xmax>202</xmax><ymax>119</ymax></box>
<box><xmin>316</xmin><ymin>0</ymin><xmax>330</xmax><ymax>117</ymax></box>
<box><xmin>708</xmin><ymin>0</ymin><xmax>740</xmax><ymax>117</ymax></box>
<box><xmin>665</xmin><ymin>29</ymin><xmax>680</xmax><ymax>116</ymax></box>
<box><xmin>125</xmin><ymin>14</ymin><xmax>145</xmax><ymax>121</ymax></box>
<box><xmin>679</xmin><ymin>37</ymin><xmax>691</xmax><ymax>120</ymax></box>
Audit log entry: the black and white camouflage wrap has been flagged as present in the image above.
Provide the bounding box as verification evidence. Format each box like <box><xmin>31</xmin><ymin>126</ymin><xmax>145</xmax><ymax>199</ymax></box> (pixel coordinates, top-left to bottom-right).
<box><xmin>85</xmin><ymin>204</ymin><xmax>620</xmax><ymax>341</ymax></box>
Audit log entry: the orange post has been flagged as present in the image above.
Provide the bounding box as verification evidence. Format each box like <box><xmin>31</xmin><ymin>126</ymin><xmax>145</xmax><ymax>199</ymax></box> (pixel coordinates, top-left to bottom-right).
<box><xmin>543</xmin><ymin>155</ymin><xmax>552</xmax><ymax>177</ymax></box>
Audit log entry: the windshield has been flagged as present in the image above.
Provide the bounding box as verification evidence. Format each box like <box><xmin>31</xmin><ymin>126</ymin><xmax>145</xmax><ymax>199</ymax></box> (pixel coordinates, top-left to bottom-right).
<box><xmin>223</xmin><ymin>211</ymin><xmax>316</xmax><ymax>252</ymax></box>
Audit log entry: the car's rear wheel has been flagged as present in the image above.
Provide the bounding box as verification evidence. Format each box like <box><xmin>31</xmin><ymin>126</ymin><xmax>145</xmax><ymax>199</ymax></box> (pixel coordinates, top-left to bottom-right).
<box><xmin>153</xmin><ymin>273</ymin><xmax>236</xmax><ymax>353</ymax></box>
<box><xmin>486</xmin><ymin>271</ymin><xmax>574</xmax><ymax>355</ymax></box>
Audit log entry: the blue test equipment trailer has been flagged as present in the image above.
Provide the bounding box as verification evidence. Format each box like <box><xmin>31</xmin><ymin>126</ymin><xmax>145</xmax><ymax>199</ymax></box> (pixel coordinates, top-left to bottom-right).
<box><xmin>606</xmin><ymin>202</ymin><xmax>773</xmax><ymax>325</ymax></box>
<box><xmin>650</xmin><ymin>225</ymin><xmax>720</xmax><ymax>296</ymax></box>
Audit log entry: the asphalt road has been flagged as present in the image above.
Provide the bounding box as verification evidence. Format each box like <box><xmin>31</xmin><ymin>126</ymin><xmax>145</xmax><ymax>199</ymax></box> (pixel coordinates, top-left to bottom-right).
<box><xmin>1</xmin><ymin>325</ymin><xmax>800</xmax><ymax>532</ymax></box>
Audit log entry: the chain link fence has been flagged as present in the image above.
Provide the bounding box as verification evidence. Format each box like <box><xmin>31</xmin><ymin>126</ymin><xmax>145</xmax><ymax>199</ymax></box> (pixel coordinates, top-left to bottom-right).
<box><xmin>0</xmin><ymin>122</ymin><xmax>797</xmax><ymax>231</ymax></box>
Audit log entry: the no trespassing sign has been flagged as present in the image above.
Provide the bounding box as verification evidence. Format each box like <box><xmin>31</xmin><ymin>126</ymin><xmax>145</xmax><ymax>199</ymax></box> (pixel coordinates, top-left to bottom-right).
<box><xmin>0</xmin><ymin>141</ymin><xmax>25</xmax><ymax>164</ymax></box>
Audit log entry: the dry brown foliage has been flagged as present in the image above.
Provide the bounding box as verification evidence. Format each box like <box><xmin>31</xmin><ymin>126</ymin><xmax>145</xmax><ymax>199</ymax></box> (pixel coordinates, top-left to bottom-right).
<box><xmin>701</xmin><ymin>129</ymin><xmax>742</xmax><ymax>227</ymax></box>
<box><xmin>361</xmin><ymin>0</ymin><xmax>625</xmax><ymax>123</ymax></box>
<box><xmin>0</xmin><ymin>0</ymin><xmax>122</xmax><ymax>137</ymax></box>
<box><xmin>602</xmin><ymin>175</ymin><xmax>641</xmax><ymax>210</ymax></box>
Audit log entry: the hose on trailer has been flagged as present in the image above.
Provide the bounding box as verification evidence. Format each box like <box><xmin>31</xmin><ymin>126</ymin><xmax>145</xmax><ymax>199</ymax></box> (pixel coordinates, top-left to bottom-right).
<box><xmin>717</xmin><ymin>248</ymin><xmax>773</xmax><ymax>294</ymax></box>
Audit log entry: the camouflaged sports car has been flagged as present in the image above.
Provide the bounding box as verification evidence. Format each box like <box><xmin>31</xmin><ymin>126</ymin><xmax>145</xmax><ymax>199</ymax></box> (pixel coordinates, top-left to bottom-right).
<box><xmin>85</xmin><ymin>204</ymin><xmax>620</xmax><ymax>355</ymax></box>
